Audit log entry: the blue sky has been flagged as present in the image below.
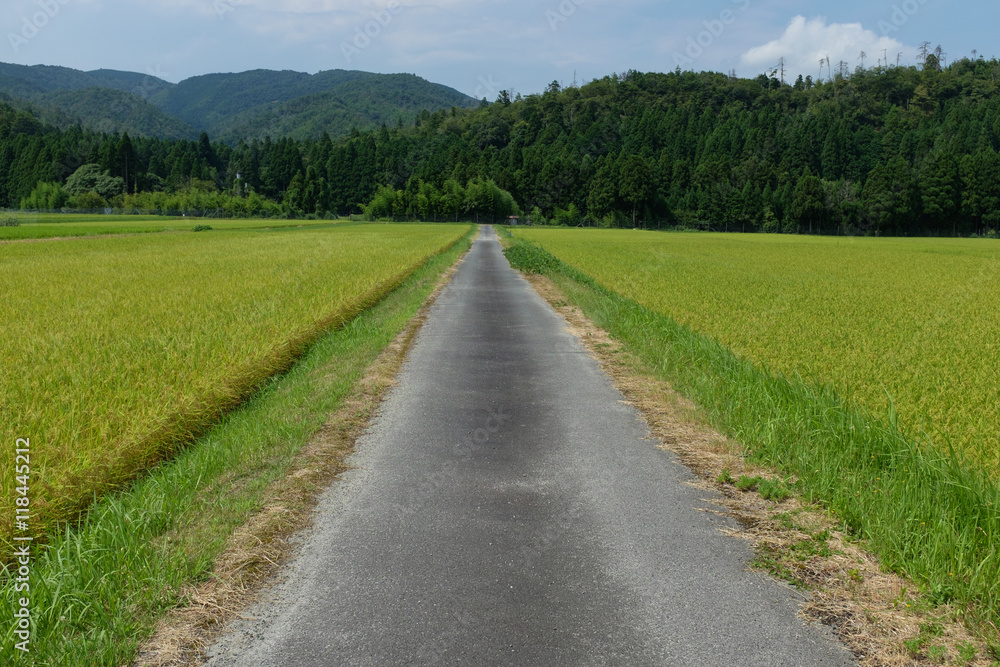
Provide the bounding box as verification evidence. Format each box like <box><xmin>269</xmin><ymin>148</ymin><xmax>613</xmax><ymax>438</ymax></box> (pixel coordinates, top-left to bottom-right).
<box><xmin>2</xmin><ymin>0</ymin><xmax>996</xmax><ymax>98</ymax></box>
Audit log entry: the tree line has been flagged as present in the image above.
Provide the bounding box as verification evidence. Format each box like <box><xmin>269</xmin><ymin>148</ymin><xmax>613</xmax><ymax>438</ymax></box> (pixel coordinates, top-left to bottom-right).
<box><xmin>6</xmin><ymin>54</ymin><xmax>1000</xmax><ymax>235</ymax></box>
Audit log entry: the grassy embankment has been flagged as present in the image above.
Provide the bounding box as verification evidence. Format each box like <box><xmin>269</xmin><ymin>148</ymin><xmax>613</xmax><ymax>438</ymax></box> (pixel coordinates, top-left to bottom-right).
<box><xmin>0</xmin><ymin>223</ymin><xmax>475</xmax><ymax>665</ymax></box>
<box><xmin>505</xmin><ymin>229</ymin><xmax>1000</xmax><ymax>649</ymax></box>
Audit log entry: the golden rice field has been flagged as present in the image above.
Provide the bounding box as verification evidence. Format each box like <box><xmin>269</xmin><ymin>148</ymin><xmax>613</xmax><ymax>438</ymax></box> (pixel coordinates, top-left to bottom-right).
<box><xmin>518</xmin><ymin>229</ymin><xmax>1000</xmax><ymax>470</ymax></box>
<box><xmin>0</xmin><ymin>223</ymin><xmax>469</xmax><ymax>543</ymax></box>
<box><xmin>0</xmin><ymin>214</ymin><xmax>339</xmax><ymax>240</ymax></box>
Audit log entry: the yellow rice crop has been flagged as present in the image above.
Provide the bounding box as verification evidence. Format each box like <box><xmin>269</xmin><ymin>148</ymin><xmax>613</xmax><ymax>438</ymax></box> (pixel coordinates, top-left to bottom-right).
<box><xmin>0</xmin><ymin>215</ymin><xmax>341</xmax><ymax>240</ymax></box>
<box><xmin>1</xmin><ymin>224</ymin><xmax>469</xmax><ymax>541</ymax></box>
<box><xmin>519</xmin><ymin>229</ymin><xmax>1000</xmax><ymax>470</ymax></box>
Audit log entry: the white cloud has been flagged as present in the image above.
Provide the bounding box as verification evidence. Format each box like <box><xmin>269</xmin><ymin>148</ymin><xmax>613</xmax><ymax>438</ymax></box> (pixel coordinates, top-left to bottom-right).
<box><xmin>740</xmin><ymin>15</ymin><xmax>908</xmax><ymax>81</ymax></box>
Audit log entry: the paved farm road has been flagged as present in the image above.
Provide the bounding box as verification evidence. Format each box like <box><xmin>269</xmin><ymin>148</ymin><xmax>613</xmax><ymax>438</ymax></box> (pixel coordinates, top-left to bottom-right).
<box><xmin>205</xmin><ymin>227</ymin><xmax>853</xmax><ymax>666</ymax></box>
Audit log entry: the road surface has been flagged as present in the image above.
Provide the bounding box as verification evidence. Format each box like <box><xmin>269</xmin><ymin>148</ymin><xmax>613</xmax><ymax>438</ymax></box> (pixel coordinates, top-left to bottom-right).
<box><xmin>204</xmin><ymin>226</ymin><xmax>853</xmax><ymax>666</ymax></box>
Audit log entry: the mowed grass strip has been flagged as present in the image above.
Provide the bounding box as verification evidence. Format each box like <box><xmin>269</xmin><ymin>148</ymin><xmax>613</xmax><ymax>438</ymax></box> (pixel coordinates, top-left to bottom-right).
<box><xmin>504</xmin><ymin>236</ymin><xmax>1000</xmax><ymax>647</ymax></box>
<box><xmin>517</xmin><ymin>229</ymin><xmax>1000</xmax><ymax>470</ymax></box>
<box><xmin>0</xmin><ymin>228</ymin><xmax>475</xmax><ymax>666</ymax></box>
<box><xmin>1</xmin><ymin>224</ymin><xmax>469</xmax><ymax>546</ymax></box>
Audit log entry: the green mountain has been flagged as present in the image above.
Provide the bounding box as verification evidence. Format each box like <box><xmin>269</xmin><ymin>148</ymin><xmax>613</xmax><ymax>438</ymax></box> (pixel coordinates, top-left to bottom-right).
<box><xmin>149</xmin><ymin>69</ymin><xmax>366</xmax><ymax>128</ymax></box>
<box><xmin>213</xmin><ymin>73</ymin><xmax>480</xmax><ymax>142</ymax></box>
<box><xmin>38</xmin><ymin>89</ymin><xmax>198</xmax><ymax>140</ymax></box>
<box><xmin>0</xmin><ymin>63</ymin><xmax>194</xmax><ymax>139</ymax></box>
<box><xmin>147</xmin><ymin>69</ymin><xmax>475</xmax><ymax>141</ymax></box>
<box><xmin>0</xmin><ymin>62</ymin><xmax>172</xmax><ymax>95</ymax></box>
<box><xmin>0</xmin><ymin>62</ymin><xmax>476</xmax><ymax>142</ymax></box>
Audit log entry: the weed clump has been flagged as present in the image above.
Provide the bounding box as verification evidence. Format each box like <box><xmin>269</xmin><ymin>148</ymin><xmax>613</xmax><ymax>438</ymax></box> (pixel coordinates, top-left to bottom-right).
<box><xmin>502</xmin><ymin>240</ymin><xmax>561</xmax><ymax>274</ymax></box>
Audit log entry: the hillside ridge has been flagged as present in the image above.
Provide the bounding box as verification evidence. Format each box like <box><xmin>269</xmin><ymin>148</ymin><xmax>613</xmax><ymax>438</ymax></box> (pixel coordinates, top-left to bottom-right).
<box><xmin>0</xmin><ymin>62</ymin><xmax>476</xmax><ymax>141</ymax></box>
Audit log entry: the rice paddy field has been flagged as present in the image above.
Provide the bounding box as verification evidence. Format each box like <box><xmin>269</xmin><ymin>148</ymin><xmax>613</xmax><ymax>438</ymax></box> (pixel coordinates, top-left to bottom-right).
<box><xmin>0</xmin><ymin>213</ymin><xmax>341</xmax><ymax>240</ymax></box>
<box><xmin>516</xmin><ymin>229</ymin><xmax>1000</xmax><ymax>471</ymax></box>
<box><xmin>0</xmin><ymin>222</ymin><xmax>470</xmax><ymax>547</ymax></box>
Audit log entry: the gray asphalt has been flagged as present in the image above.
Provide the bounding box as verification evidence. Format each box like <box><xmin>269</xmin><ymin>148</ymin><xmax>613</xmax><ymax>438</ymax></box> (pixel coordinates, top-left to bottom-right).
<box><xmin>204</xmin><ymin>226</ymin><xmax>854</xmax><ymax>666</ymax></box>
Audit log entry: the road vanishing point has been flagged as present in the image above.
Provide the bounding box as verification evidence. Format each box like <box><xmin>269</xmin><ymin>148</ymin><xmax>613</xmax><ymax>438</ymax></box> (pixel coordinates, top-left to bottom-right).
<box><xmin>205</xmin><ymin>227</ymin><xmax>854</xmax><ymax>666</ymax></box>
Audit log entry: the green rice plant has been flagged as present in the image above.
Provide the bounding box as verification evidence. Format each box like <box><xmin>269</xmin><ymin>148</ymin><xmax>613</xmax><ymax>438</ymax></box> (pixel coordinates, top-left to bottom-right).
<box><xmin>516</xmin><ymin>229</ymin><xmax>1000</xmax><ymax>471</ymax></box>
<box><xmin>0</xmin><ymin>224</ymin><xmax>470</xmax><ymax>548</ymax></box>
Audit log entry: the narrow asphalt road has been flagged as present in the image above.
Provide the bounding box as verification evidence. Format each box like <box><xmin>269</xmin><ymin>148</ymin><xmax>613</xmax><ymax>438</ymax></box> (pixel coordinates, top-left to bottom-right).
<box><xmin>205</xmin><ymin>227</ymin><xmax>853</xmax><ymax>666</ymax></box>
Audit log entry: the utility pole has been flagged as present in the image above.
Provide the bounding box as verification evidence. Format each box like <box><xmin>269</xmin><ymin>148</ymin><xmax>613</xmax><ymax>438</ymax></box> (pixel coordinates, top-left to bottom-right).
<box><xmin>859</xmin><ymin>51</ymin><xmax>866</xmax><ymax>70</ymax></box>
<box><xmin>778</xmin><ymin>57</ymin><xmax>785</xmax><ymax>85</ymax></box>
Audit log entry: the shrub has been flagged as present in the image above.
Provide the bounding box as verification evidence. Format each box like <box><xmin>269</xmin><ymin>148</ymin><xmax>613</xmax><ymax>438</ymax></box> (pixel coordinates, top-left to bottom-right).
<box><xmin>70</xmin><ymin>191</ymin><xmax>108</xmax><ymax>209</ymax></box>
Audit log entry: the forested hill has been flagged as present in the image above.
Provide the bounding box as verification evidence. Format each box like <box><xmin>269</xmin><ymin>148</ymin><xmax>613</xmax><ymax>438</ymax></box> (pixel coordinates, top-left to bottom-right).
<box><xmin>0</xmin><ymin>62</ymin><xmax>173</xmax><ymax>95</ymax></box>
<box><xmin>0</xmin><ymin>63</ymin><xmax>476</xmax><ymax>142</ymax></box>
<box><xmin>7</xmin><ymin>58</ymin><xmax>1000</xmax><ymax>237</ymax></box>
<box><xmin>0</xmin><ymin>62</ymin><xmax>193</xmax><ymax>139</ymax></box>
<box><xmin>161</xmin><ymin>71</ymin><xmax>479</xmax><ymax>143</ymax></box>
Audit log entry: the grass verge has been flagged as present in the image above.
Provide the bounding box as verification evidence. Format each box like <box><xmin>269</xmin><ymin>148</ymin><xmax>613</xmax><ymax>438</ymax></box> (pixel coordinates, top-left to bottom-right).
<box><xmin>502</xmin><ymin>235</ymin><xmax>1000</xmax><ymax>662</ymax></box>
<box><xmin>0</xmin><ymin>227</ymin><xmax>475</xmax><ymax>666</ymax></box>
